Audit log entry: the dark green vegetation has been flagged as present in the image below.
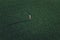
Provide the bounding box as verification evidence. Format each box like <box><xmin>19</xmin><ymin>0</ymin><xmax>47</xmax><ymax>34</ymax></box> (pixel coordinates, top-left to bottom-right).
<box><xmin>0</xmin><ymin>0</ymin><xmax>60</xmax><ymax>40</ymax></box>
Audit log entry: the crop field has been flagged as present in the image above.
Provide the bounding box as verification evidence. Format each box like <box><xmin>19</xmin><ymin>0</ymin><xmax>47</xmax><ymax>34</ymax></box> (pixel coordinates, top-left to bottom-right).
<box><xmin>0</xmin><ymin>0</ymin><xmax>60</xmax><ymax>40</ymax></box>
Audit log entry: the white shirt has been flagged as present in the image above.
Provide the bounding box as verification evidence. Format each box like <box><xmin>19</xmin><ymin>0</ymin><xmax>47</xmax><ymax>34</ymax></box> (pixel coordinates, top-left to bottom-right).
<box><xmin>29</xmin><ymin>15</ymin><xmax>31</xmax><ymax>20</ymax></box>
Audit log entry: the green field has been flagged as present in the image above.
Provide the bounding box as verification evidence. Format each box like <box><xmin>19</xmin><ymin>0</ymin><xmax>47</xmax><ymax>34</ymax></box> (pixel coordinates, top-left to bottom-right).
<box><xmin>0</xmin><ymin>0</ymin><xmax>60</xmax><ymax>40</ymax></box>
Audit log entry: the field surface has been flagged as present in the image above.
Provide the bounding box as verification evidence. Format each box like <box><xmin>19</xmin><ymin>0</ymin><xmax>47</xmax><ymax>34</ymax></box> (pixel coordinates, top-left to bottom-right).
<box><xmin>0</xmin><ymin>0</ymin><xmax>60</xmax><ymax>40</ymax></box>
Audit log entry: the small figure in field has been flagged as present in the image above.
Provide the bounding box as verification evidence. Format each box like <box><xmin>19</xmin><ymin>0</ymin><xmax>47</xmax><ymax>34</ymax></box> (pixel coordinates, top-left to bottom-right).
<box><xmin>28</xmin><ymin>15</ymin><xmax>32</xmax><ymax>20</ymax></box>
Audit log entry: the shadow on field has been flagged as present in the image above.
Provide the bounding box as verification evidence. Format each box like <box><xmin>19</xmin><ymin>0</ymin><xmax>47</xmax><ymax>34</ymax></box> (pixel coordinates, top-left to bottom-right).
<box><xmin>0</xmin><ymin>15</ymin><xmax>49</xmax><ymax>40</ymax></box>
<box><xmin>0</xmin><ymin>16</ymin><xmax>57</xmax><ymax>40</ymax></box>
<box><xmin>0</xmin><ymin>16</ymin><xmax>32</xmax><ymax>40</ymax></box>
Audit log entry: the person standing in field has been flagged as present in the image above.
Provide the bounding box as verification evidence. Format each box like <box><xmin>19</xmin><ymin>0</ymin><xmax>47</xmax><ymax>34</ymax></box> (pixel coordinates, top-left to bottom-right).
<box><xmin>28</xmin><ymin>14</ymin><xmax>32</xmax><ymax>20</ymax></box>
<box><xmin>24</xmin><ymin>8</ymin><xmax>32</xmax><ymax>20</ymax></box>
